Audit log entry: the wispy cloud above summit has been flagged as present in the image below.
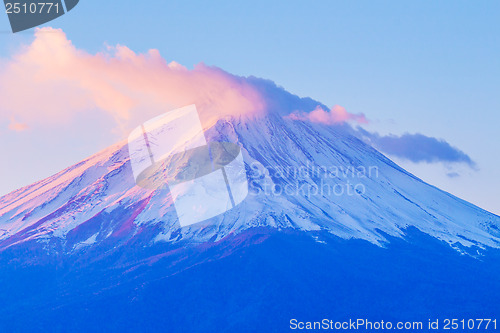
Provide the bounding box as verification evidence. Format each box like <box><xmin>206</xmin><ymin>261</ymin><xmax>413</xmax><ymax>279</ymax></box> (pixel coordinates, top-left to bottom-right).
<box><xmin>0</xmin><ymin>28</ymin><xmax>373</xmax><ymax>135</ymax></box>
<box><xmin>0</xmin><ymin>28</ymin><xmax>266</xmax><ymax>133</ymax></box>
<box><xmin>358</xmin><ymin>128</ymin><xmax>476</xmax><ymax>168</ymax></box>
<box><xmin>288</xmin><ymin>105</ymin><xmax>368</xmax><ymax>125</ymax></box>
<box><xmin>0</xmin><ymin>27</ymin><xmax>476</xmax><ymax>172</ymax></box>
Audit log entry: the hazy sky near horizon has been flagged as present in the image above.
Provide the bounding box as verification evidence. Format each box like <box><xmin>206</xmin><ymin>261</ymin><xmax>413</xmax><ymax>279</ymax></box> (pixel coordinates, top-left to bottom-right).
<box><xmin>0</xmin><ymin>0</ymin><xmax>498</xmax><ymax>215</ymax></box>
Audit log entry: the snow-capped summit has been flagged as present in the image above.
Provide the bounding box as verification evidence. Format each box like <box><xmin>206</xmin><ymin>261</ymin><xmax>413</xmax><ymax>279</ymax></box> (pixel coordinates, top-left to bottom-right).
<box><xmin>0</xmin><ymin>108</ymin><xmax>499</xmax><ymax>253</ymax></box>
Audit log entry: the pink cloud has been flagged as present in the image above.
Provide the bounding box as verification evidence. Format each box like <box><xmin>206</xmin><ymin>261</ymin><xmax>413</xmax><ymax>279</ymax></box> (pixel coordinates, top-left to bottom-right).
<box><xmin>8</xmin><ymin>117</ymin><xmax>28</xmax><ymax>131</ymax></box>
<box><xmin>0</xmin><ymin>28</ymin><xmax>266</xmax><ymax>133</ymax></box>
<box><xmin>287</xmin><ymin>105</ymin><xmax>368</xmax><ymax>125</ymax></box>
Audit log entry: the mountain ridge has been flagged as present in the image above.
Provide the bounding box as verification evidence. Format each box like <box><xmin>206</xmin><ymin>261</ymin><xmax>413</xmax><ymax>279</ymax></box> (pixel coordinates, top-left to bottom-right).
<box><xmin>0</xmin><ymin>112</ymin><xmax>499</xmax><ymax>254</ymax></box>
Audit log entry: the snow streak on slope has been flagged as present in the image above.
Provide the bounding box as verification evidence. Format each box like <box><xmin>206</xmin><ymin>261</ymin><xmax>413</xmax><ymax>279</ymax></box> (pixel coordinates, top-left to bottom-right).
<box><xmin>0</xmin><ymin>112</ymin><xmax>499</xmax><ymax>252</ymax></box>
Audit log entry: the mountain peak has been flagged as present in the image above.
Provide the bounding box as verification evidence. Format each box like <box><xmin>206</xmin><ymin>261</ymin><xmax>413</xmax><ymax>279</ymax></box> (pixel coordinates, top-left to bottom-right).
<box><xmin>0</xmin><ymin>112</ymin><xmax>498</xmax><ymax>253</ymax></box>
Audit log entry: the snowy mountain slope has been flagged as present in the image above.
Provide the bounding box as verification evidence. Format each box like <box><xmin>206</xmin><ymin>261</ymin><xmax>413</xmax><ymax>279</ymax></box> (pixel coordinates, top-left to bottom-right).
<box><xmin>0</xmin><ymin>110</ymin><xmax>499</xmax><ymax>253</ymax></box>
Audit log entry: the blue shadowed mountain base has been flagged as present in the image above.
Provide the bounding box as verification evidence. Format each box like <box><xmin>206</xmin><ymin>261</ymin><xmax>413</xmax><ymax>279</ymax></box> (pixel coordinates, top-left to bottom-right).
<box><xmin>0</xmin><ymin>227</ymin><xmax>498</xmax><ymax>332</ymax></box>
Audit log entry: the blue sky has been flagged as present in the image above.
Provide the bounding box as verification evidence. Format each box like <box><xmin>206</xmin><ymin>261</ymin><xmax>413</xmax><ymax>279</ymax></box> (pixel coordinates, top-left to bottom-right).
<box><xmin>0</xmin><ymin>0</ymin><xmax>499</xmax><ymax>214</ymax></box>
